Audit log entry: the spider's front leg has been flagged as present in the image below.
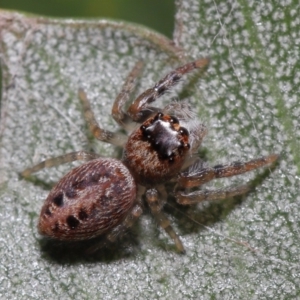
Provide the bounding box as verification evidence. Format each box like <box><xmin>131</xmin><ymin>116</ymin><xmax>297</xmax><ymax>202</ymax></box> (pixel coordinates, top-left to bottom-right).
<box><xmin>176</xmin><ymin>154</ymin><xmax>278</xmax><ymax>205</ymax></box>
<box><xmin>127</xmin><ymin>58</ymin><xmax>210</xmax><ymax>123</ymax></box>
<box><xmin>78</xmin><ymin>89</ymin><xmax>127</xmax><ymax>147</ymax></box>
<box><xmin>111</xmin><ymin>61</ymin><xmax>144</xmax><ymax>128</ymax></box>
<box><xmin>146</xmin><ymin>188</ymin><xmax>185</xmax><ymax>253</ymax></box>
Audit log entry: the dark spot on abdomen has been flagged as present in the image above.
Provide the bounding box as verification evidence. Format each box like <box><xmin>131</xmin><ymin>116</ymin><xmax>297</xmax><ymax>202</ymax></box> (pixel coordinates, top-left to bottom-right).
<box><xmin>72</xmin><ymin>172</ymin><xmax>101</xmax><ymax>191</ymax></box>
<box><xmin>52</xmin><ymin>193</ymin><xmax>64</xmax><ymax>206</ymax></box>
<box><xmin>65</xmin><ymin>187</ymin><xmax>77</xmax><ymax>198</ymax></box>
<box><xmin>66</xmin><ymin>215</ymin><xmax>80</xmax><ymax>229</ymax></box>
<box><xmin>78</xmin><ymin>209</ymin><xmax>88</xmax><ymax>220</ymax></box>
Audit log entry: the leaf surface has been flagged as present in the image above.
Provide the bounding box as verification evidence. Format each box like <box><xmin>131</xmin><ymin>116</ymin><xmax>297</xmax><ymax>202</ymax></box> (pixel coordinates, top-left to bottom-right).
<box><xmin>0</xmin><ymin>1</ymin><xmax>299</xmax><ymax>298</ymax></box>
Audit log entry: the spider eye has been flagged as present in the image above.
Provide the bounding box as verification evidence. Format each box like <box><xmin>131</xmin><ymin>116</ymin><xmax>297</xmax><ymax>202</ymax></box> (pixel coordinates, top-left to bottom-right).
<box><xmin>179</xmin><ymin>127</ymin><xmax>189</xmax><ymax>136</ymax></box>
<box><xmin>169</xmin><ymin>155</ymin><xmax>175</xmax><ymax>162</ymax></box>
<box><xmin>170</xmin><ymin>116</ymin><xmax>179</xmax><ymax>124</ymax></box>
<box><xmin>180</xmin><ymin>141</ymin><xmax>190</xmax><ymax>149</ymax></box>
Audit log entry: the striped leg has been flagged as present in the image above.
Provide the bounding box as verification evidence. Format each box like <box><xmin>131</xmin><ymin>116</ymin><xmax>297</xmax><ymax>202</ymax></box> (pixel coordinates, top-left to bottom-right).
<box><xmin>85</xmin><ymin>204</ymin><xmax>143</xmax><ymax>254</ymax></box>
<box><xmin>176</xmin><ymin>154</ymin><xmax>278</xmax><ymax>205</ymax></box>
<box><xmin>146</xmin><ymin>188</ymin><xmax>185</xmax><ymax>253</ymax></box>
<box><xmin>178</xmin><ymin>154</ymin><xmax>279</xmax><ymax>189</ymax></box>
<box><xmin>127</xmin><ymin>58</ymin><xmax>210</xmax><ymax>122</ymax></box>
<box><xmin>111</xmin><ymin>61</ymin><xmax>144</xmax><ymax>128</ymax></box>
<box><xmin>78</xmin><ymin>89</ymin><xmax>127</xmax><ymax>146</ymax></box>
<box><xmin>176</xmin><ymin>185</ymin><xmax>251</xmax><ymax>205</ymax></box>
<box><xmin>21</xmin><ymin>151</ymin><xmax>99</xmax><ymax>177</ymax></box>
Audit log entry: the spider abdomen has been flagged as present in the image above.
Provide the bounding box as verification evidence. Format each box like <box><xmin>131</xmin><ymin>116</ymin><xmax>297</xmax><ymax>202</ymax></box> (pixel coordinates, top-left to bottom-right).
<box><xmin>38</xmin><ymin>158</ymin><xmax>136</xmax><ymax>240</ymax></box>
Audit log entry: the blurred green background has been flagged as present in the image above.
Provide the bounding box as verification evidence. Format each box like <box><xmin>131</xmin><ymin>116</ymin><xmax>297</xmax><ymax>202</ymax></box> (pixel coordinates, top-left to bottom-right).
<box><xmin>1</xmin><ymin>0</ymin><xmax>175</xmax><ymax>38</ymax></box>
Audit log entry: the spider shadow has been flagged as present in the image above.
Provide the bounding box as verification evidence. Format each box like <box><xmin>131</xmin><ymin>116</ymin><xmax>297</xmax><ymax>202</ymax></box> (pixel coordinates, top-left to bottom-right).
<box><xmin>37</xmin><ymin>224</ymin><xmax>142</xmax><ymax>265</ymax></box>
<box><xmin>164</xmin><ymin>162</ymin><xmax>278</xmax><ymax>246</ymax></box>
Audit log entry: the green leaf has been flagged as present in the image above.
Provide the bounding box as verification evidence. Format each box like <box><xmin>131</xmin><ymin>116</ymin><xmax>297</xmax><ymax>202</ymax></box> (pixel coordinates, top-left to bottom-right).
<box><xmin>1</xmin><ymin>0</ymin><xmax>299</xmax><ymax>298</ymax></box>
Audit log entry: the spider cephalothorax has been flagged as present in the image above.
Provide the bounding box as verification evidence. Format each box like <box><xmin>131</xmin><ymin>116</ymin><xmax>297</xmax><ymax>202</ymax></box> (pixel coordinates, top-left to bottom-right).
<box><xmin>123</xmin><ymin>112</ymin><xmax>190</xmax><ymax>186</ymax></box>
<box><xmin>22</xmin><ymin>58</ymin><xmax>278</xmax><ymax>253</ymax></box>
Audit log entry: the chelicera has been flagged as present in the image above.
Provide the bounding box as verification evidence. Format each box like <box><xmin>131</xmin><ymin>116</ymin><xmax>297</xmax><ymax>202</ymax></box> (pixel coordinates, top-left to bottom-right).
<box><xmin>22</xmin><ymin>58</ymin><xmax>278</xmax><ymax>253</ymax></box>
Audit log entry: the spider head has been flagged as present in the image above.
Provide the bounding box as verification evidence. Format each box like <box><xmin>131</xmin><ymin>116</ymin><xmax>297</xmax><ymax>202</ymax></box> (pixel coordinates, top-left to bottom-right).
<box><xmin>140</xmin><ymin>112</ymin><xmax>190</xmax><ymax>160</ymax></box>
<box><xmin>123</xmin><ymin>112</ymin><xmax>190</xmax><ymax>186</ymax></box>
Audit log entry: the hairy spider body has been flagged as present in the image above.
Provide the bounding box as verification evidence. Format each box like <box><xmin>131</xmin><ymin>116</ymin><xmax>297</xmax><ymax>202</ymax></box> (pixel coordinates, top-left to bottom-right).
<box><xmin>22</xmin><ymin>58</ymin><xmax>278</xmax><ymax>253</ymax></box>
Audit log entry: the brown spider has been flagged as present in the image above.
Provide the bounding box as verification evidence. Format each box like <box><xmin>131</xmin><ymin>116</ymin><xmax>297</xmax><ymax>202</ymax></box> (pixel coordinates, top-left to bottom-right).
<box><xmin>21</xmin><ymin>58</ymin><xmax>278</xmax><ymax>253</ymax></box>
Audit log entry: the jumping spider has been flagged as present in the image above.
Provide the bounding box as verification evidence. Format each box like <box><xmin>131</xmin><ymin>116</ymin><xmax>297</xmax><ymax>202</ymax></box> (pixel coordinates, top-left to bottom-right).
<box><xmin>22</xmin><ymin>58</ymin><xmax>278</xmax><ymax>253</ymax></box>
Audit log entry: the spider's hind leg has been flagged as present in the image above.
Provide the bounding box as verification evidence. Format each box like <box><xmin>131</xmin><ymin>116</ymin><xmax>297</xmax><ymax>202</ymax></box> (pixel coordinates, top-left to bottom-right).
<box><xmin>21</xmin><ymin>151</ymin><xmax>100</xmax><ymax>177</ymax></box>
<box><xmin>176</xmin><ymin>184</ymin><xmax>251</xmax><ymax>205</ymax></box>
<box><xmin>177</xmin><ymin>154</ymin><xmax>279</xmax><ymax>189</ymax></box>
<box><xmin>86</xmin><ymin>203</ymin><xmax>143</xmax><ymax>254</ymax></box>
<box><xmin>146</xmin><ymin>188</ymin><xmax>185</xmax><ymax>253</ymax></box>
<box><xmin>175</xmin><ymin>154</ymin><xmax>279</xmax><ymax>205</ymax></box>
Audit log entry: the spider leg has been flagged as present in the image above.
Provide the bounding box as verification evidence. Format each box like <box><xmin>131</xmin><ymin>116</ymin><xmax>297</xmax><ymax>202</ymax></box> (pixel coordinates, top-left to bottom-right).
<box><xmin>78</xmin><ymin>89</ymin><xmax>127</xmax><ymax>146</ymax></box>
<box><xmin>127</xmin><ymin>58</ymin><xmax>210</xmax><ymax>123</ymax></box>
<box><xmin>86</xmin><ymin>192</ymin><xmax>144</xmax><ymax>254</ymax></box>
<box><xmin>21</xmin><ymin>151</ymin><xmax>100</xmax><ymax>177</ymax></box>
<box><xmin>178</xmin><ymin>154</ymin><xmax>279</xmax><ymax>189</ymax></box>
<box><xmin>111</xmin><ymin>61</ymin><xmax>144</xmax><ymax>128</ymax></box>
<box><xmin>176</xmin><ymin>185</ymin><xmax>251</xmax><ymax>205</ymax></box>
<box><xmin>106</xmin><ymin>204</ymin><xmax>143</xmax><ymax>243</ymax></box>
<box><xmin>146</xmin><ymin>188</ymin><xmax>185</xmax><ymax>253</ymax></box>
